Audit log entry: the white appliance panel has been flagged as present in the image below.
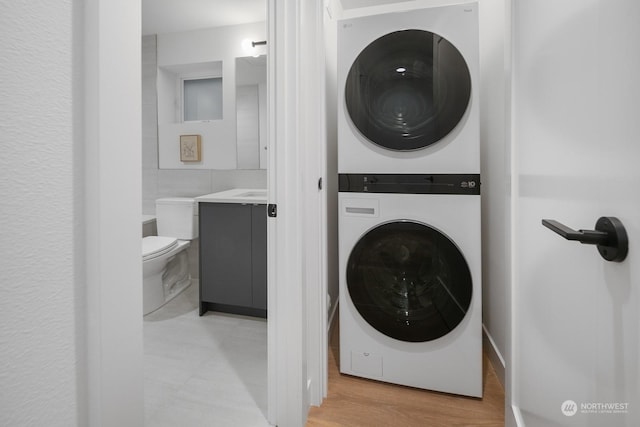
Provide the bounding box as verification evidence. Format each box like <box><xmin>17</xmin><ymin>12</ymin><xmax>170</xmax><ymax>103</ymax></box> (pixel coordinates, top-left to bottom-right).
<box><xmin>339</xmin><ymin>192</ymin><xmax>482</xmax><ymax>396</ymax></box>
<box><xmin>337</xmin><ymin>3</ymin><xmax>479</xmax><ymax>174</ymax></box>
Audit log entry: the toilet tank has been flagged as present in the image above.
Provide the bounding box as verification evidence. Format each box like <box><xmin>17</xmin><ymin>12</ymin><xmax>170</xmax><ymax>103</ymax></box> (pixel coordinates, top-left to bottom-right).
<box><xmin>155</xmin><ymin>197</ymin><xmax>199</xmax><ymax>239</ymax></box>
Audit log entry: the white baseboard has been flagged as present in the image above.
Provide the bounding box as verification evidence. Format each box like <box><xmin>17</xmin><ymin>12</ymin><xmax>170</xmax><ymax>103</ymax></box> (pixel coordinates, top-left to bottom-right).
<box><xmin>482</xmin><ymin>326</ymin><xmax>522</xmax><ymax>425</ymax></box>
<box><xmin>482</xmin><ymin>325</ymin><xmax>505</xmax><ymax>388</ymax></box>
<box><xmin>507</xmin><ymin>404</ymin><xmax>524</xmax><ymax>427</ymax></box>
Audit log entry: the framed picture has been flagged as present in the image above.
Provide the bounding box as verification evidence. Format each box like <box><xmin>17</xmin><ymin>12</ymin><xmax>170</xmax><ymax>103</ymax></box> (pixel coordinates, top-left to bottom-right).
<box><xmin>180</xmin><ymin>135</ymin><xmax>201</xmax><ymax>162</ymax></box>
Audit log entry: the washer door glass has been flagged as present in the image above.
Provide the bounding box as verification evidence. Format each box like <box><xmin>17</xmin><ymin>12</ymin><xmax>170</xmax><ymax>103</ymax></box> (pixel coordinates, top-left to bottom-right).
<box><xmin>345</xmin><ymin>29</ymin><xmax>471</xmax><ymax>151</ymax></box>
<box><xmin>347</xmin><ymin>221</ymin><xmax>472</xmax><ymax>342</ymax></box>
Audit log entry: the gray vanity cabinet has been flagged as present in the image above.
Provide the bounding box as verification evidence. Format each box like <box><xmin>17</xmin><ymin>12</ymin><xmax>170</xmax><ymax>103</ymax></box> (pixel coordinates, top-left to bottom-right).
<box><xmin>199</xmin><ymin>202</ymin><xmax>267</xmax><ymax>317</ymax></box>
<box><xmin>250</xmin><ymin>204</ymin><xmax>267</xmax><ymax>310</ymax></box>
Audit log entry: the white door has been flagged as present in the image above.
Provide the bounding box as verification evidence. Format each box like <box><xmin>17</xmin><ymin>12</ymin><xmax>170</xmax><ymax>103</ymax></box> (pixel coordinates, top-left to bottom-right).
<box><xmin>511</xmin><ymin>0</ymin><xmax>640</xmax><ymax>426</ymax></box>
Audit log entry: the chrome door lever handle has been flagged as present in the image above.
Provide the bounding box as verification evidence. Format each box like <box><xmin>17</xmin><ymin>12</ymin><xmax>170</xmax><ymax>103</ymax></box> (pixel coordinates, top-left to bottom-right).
<box><xmin>541</xmin><ymin>217</ymin><xmax>628</xmax><ymax>262</ymax></box>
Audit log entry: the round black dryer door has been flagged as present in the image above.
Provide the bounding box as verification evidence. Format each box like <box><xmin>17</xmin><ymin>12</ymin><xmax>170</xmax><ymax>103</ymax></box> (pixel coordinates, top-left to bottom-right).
<box><xmin>345</xmin><ymin>30</ymin><xmax>471</xmax><ymax>151</ymax></box>
<box><xmin>347</xmin><ymin>221</ymin><xmax>472</xmax><ymax>342</ymax></box>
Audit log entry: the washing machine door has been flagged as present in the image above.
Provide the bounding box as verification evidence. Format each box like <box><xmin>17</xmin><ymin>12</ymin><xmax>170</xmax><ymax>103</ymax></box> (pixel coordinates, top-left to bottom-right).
<box><xmin>345</xmin><ymin>30</ymin><xmax>471</xmax><ymax>151</ymax></box>
<box><xmin>347</xmin><ymin>221</ymin><xmax>472</xmax><ymax>342</ymax></box>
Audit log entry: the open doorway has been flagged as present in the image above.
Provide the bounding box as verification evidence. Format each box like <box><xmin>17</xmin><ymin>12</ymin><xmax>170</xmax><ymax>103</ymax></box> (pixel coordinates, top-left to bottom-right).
<box><xmin>140</xmin><ymin>1</ymin><xmax>271</xmax><ymax>425</ymax></box>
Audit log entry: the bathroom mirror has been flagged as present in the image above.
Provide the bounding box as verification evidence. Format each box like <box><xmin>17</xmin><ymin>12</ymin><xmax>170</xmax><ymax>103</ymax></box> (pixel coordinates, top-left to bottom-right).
<box><xmin>236</xmin><ymin>55</ymin><xmax>267</xmax><ymax>169</ymax></box>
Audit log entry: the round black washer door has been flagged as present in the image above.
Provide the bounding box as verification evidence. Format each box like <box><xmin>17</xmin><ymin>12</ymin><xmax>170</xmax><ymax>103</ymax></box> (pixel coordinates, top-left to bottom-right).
<box><xmin>345</xmin><ymin>29</ymin><xmax>471</xmax><ymax>151</ymax></box>
<box><xmin>347</xmin><ymin>221</ymin><xmax>472</xmax><ymax>342</ymax></box>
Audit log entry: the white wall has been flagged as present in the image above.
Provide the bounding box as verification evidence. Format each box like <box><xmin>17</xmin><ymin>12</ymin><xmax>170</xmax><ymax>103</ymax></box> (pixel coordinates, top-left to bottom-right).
<box><xmin>156</xmin><ymin>22</ymin><xmax>266</xmax><ymax>170</ymax></box>
<box><xmin>0</xmin><ymin>2</ymin><xmax>85</xmax><ymax>425</ymax></box>
<box><xmin>142</xmin><ymin>34</ymin><xmax>267</xmax><ymax>215</ymax></box>
<box><xmin>478</xmin><ymin>0</ymin><xmax>510</xmax><ymax>385</ymax></box>
<box><xmin>323</xmin><ymin>0</ymin><xmax>341</xmax><ymax>324</ymax></box>
<box><xmin>2</xmin><ymin>1</ymin><xmax>145</xmax><ymax>425</ymax></box>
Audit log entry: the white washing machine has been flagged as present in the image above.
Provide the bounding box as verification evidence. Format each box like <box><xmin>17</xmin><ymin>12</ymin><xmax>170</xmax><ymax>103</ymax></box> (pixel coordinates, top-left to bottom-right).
<box><xmin>338</xmin><ymin>3</ymin><xmax>479</xmax><ymax>174</ymax></box>
<box><xmin>338</xmin><ymin>174</ymin><xmax>482</xmax><ymax>397</ymax></box>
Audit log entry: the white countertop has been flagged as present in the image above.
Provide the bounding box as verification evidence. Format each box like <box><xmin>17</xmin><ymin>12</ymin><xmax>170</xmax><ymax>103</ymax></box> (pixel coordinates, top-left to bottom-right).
<box><xmin>195</xmin><ymin>188</ymin><xmax>268</xmax><ymax>204</ymax></box>
<box><xmin>142</xmin><ymin>215</ymin><xmax>156</xmax><ymax>224</ymax></box>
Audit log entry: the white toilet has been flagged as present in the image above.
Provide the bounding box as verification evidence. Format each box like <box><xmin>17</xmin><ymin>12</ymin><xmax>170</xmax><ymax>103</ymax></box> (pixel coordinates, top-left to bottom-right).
<box><xmin>142</xmin><ymin>197</ymin><xmax>198</xmax><ymax>315</ymax></box>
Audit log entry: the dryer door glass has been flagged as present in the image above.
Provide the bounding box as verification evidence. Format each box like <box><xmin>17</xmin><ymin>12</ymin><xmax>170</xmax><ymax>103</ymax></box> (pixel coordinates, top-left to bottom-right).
<box><xmin>347</xmin><ymin>221</ymin><xmax>472</xmax><ymax>342</ymax></box>
<box><xmin>345</xmin><ymin>30</ymin><xmax>471</xmax><ymax>151</ymax></box>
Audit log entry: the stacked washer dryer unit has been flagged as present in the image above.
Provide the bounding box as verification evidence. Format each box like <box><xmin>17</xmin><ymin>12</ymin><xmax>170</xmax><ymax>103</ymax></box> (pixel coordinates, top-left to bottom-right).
<box><xmin>337</xmin><ymin>3</ymin><xmax>482</xmax><ymax>397</ymax></box>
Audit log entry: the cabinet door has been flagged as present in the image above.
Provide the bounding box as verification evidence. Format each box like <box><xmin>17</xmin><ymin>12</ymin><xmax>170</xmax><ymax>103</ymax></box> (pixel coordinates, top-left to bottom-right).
<box><xmin>200</xmin><ymin>203</ymin><xmax>252</xmax><ymax>307</ymax></box>
<box><xmin>251</xmin><ymin>204</ymin><xmax>267</xmax><ymax>310</ymax></box>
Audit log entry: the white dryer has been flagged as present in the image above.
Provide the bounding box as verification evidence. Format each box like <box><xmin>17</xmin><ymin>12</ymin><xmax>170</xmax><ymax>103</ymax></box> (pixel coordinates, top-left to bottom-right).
<box><xmin>338</xmin><ymin>174</ymin><xmax>482</xmax><ymax>397</ymax></box>
<box><xmin>338</xmin><ymin>3</ymin><xmax>479</xmax><ymax>174</ymax></box>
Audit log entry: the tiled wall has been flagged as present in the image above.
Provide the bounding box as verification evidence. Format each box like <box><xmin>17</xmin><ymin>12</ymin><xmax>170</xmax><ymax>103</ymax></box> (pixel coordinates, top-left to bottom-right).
<box><xmin>142</xmin><ymin>34</ymin><xmax>160</xmax><ymax>213</ymax></box>
<box><xmin>141</xmin><ymin>34</ymin><xmax>267</xmax><ymax>215</ymax></box>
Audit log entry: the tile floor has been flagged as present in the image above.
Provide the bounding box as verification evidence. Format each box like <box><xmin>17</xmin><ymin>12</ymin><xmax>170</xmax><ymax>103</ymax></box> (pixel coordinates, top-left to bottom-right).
<box><xmin>144</xmin><ymin>282</ymin><xmax>270</xmax><ymax>426</ymax></box>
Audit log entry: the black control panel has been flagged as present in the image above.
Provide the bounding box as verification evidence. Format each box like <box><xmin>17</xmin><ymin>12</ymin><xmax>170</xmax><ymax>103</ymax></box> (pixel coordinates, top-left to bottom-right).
<box><xmin>338</xmin><ymin>174</ymin><xmax>480</xmax><ymax>195</ymax></box>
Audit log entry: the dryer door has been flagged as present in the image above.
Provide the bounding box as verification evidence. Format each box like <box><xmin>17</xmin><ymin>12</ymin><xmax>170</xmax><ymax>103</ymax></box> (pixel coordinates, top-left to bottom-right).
<box><xmin>345</xmin><ymin>30</ymin><xmax>471</xmax><ymax>151</ymax></box>
<box><xmin>347</xmin><ymin>221</ymin><xmax>472</xmax><ymax>342</ymax></box>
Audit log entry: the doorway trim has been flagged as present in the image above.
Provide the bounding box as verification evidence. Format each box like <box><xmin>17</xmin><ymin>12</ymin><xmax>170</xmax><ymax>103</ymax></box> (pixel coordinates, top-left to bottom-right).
<box><xmin>267</xmin><ymin>0</ymin><xmax>328</xmax><ymax>424</ymax></box>
<box><xmin>84</xmin><ymin>0</ymin><xmax>144</xmax><ymax>424</ymax></box>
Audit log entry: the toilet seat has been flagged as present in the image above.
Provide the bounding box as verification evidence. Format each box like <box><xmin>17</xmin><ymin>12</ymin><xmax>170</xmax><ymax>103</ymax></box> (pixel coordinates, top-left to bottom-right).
<box><xmin>142</xmin><ymin>236</ymin><xmax>178</xmax><ymax>261</ymax></box>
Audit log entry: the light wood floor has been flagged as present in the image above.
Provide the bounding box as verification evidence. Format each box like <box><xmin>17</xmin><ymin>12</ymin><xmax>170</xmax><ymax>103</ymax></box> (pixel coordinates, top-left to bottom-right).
<box><xmin>307</xmin><ymin>320</ymin><xmax>505</xmax><ymax>427</ymax></box>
